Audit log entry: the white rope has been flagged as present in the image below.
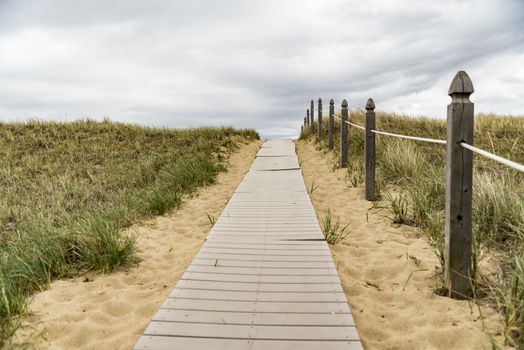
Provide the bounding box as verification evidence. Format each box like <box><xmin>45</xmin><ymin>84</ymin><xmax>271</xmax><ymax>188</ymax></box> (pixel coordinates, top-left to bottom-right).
<box><xmin>460</xmin><ymin>143</ymin><xmax>524</xmax><ymax>173</ymax></box>
<box><xmin>331</xmin><ymin>115</ymin><xmax>366</xmax><ymax>130</ymax></box>
<box><xmin>323</xmin><ymin>113</ymin><xmax>523</xmax><ymax>172</ymax></box>
<box><xmin>371</xmin><ymin>129</ymin><xmax>447</xmax><ymax>145</ymax></box>
<box><xmin>344</xmin><ymin>120</ymin><xmax>365</xmax><ymax>130</ymax></box>
<box><xmin>332</xmin><ymin>114</ymin><xmax>446</xmax><ymax>144</ymax></box>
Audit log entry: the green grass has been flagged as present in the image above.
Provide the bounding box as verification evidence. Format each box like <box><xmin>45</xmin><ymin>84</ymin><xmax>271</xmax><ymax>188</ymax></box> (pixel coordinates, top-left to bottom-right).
<box><xmin>497</xmin><ymin>253</ymin><xmax>524</xmax><ymax>347</ymax></box>
<box><xmin>321</xmin><ymin>210</ymin><xmax>350</xmax><ymax>245</ymax></box>
<box><xmin>302</xmin><ymin>111</ymin><xmax>524</xmax><ymax>346</ymax></box>
<box><xmin>0</xmin><ymin>119</ymin><xmax>259</xmax><ymax>346</ymax></box>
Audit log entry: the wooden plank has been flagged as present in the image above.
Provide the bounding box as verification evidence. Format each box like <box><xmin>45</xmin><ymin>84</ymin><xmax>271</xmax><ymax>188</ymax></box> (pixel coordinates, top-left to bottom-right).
<box><xmin>186</xmin><ymin>265</ymin><xmax>337</xmax><ymax>276</ymax></box>
<box><xmin>195</xmin><ymin>253</ymin><xmax>333</xmax><ymax>262</ymax></box>
<box><xmin>175</xmin><ymin>280</ymin><xmax>343</xmax><ymax>292</ymax></box>
<box><xmin>199</xmin><ymin>248</ymin><xmax>331</xmax><ymax>256</ymax></box>
<box><xmin>213</xmin><ymin>224</ymin><xmax>320</xmax><ymax>229</ymax></box>
<box><xmin>203</xmin><ymin>240</ymin><xmax>327</xmax><ymax>245</ymax></box>
<box><xmin>169</xmin><ymin>289</ymin><xmax>348</xmax><ymax>302</ymax></box>
<box><xmin>152</xmin><ymin>309</ymin><xmax>355</xmax><ymax>326</ymax></box>
<box><xmin>203</xmin><ymin>238</ymin><xmax>326</xmax><ymax>243</ymax></box>
<box><xmin>180</xmin><ymin>272</ymin><xmax>341</xmax><ymax>283</ymax></box>
<box><xmin>144</xmin><ymin>322</ymin><xmax>359</xmax><ymax>340</ymax></box>
<box><xmin>208</xmin><ymin>233</ymin><xmax>324</xmax><ymax>238</ymax></box>
<box><xmin>219</xmin><ymin>215</ymin><xmax>317</xmax><ymax>219</ymax></box>
<box><xmin>214</xmin><ymin>220</ymin><xmax>319</xmax><ymax>224</ymax></box>
<box><xmin>135</xmin><ymin>337</ymin><xmax>363</xmax><ymax>350</ymax></box>
<box><xmin>204</xmin><ymin>238</ymin><xmax>327</xmax><ymax>245</ymax></box>
<box><xmin>206</xmin><ymin>236</ymin><xmax>325</xmax><ymax>241</ymax></box>
<box><xmin>208</xmin><ymin>231</ymin><xmax>323</xmax><ymax>235</ymax></box>
<box><xmin>191</xmin><ymin>258</ymin><xmax>335</xmax><ymax>269</ymax></box>
<box><xmin>210</xmin><ymin>229</ymin><xmax>323</xmax><ymax>234</ymax></box>
<box><xmin>202</xmin><ymin>243</ymin><xmax>329</xmax><ymax>250</ymax></box>
<box><xmin>161</xmin><ymin>299</ymin><xmax>352</xmax><ymax>314</ymax></box>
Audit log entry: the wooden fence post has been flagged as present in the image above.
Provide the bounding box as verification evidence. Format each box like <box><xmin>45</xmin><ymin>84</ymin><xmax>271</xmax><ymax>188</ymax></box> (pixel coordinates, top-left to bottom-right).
<box><xmin>445</xmin><ymin>71</ymin><xmax>474</xmax><ymax>299</ymax></box>
<box><xmin>311</xmin><ymin>100</ymin><xmax>315</xmax><ymax>128</ymax></box>
<box><xmin>340</xmin><ymin>99</ymin><xmax>348</xmax><ymax>168</ymax></box>
<box><xmin>365</xmin><ymin>98</ymin><xmax>376</xmax><ymax>201</ymax></box>
<box><xmin>318</xmin><ymin>98</ymin><xmax>323</xmax><ymax>139</ymax></box>
<box><xmin>307</xmin><ymin>109</ymin><xmax>310</xmax><ymax>127</ymax></box>
<box><xmin>328</xmin><ymin>99</ymin><xmax>335</xmax><ymax>150</ymax></box>
<box><xmin>303</xmin><ymin>117</ymin><xmax>306</xmax><ymax>128</ymax></box>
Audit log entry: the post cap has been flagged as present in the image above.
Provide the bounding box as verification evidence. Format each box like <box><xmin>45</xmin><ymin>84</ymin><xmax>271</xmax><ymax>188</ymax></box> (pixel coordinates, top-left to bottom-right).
<box><xmin>365</xmin><ymin>98</ymin><xmax>375</xmax><ymax>110</ymax></box>
<box><xmin>311</xmin><ymin>99</ymin><xmax>314</xmax><ymax>104</ymax></box>
<box><xmin>342</xmin><ymin>99</ymin><xmax>348</xmax><ymax>108</ymax></box>
<box><xmin>330</xmin><ymin>99</ymin><xmax>334</xmax><ymax>105</ymax></box>
<box><xmin>318</xmin><ymin>98</ymin><xmax>322</xmax><ymax>103</ymax></box>
<box><xmin>448</xmin><ymin>71</ymin><xmax>474</xmax><ymax>96</ymax></box>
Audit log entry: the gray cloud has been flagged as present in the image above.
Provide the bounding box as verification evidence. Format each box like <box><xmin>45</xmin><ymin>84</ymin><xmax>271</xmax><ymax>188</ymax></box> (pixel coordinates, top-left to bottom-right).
<box><xmin>0</xmin><ymin>0</ymin><xmax>523</xmax><ymax>138</ymax></box>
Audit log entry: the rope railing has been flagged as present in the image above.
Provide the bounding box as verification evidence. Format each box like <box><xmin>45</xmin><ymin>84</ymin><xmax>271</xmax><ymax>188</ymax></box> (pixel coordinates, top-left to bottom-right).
<box><xmin>333</xmin><ymin>113</ymin><xmax>447</xmax><ymax>144</ymax></box>
<box><xmin>345</xmin><ymin>120</ymin><xmax>365</xmax><ymax>131</ymax></box>
<box><xmin>333</xmin><ymin>114</ymin><xmax>366</xmax><ymax>130</ymax></box>
<box><xmin>301</xmin><ymin>70</ymin><xmax>524</xmax><ymax>300</ymax></box>
<box><xmin>460</xmin><ymin>142</ymin><xmax>524</xmax><ymax>173</ymax></box>
<box><xmin>336</xmin><ymin>115</ymin><xmax>524</xmax><ymax>169</ymax></box>
<box><xmin>370</xmin><ymin>129</ymin><xmax>447</xmax><ymax>145</ymax></box>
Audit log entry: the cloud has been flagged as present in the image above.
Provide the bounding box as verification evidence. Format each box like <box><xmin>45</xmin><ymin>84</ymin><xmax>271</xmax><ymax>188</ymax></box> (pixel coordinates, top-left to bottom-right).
<box><xmin>0</xmin><ymin>0</ymin><xmax>523</xmax><ymax>138</ymax></box>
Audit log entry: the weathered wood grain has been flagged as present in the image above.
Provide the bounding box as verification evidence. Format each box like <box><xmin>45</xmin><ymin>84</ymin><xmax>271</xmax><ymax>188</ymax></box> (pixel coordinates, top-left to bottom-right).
<box><xmin>329</xmin><ymin>98</ymin><xmax>335</xmax><ymax>149</ymax></box>
<box><xmin>152</xmin><ymin>309</ymin><xmax>355</xmax><ymax>325</ymax></box>
<box><xmin>318</xmin><ymin>98</ymin><xmax>323</xmax><ymax>138</ymax></box>
<box><xmin>445</xmin><ymin>71</ymin><xmax>475</xmax><ymax>299</ymax></box>
<box><xmin>340</xmin><ymin>100</ymin><xmax>349</xmax><ymax>168</ymax></box>
<box><xmin>365</xmin><ymin>98</ymin><xmax>376</xmax><ymax>201</ymax></box>
<box><xmin>135</xmin><ymin>337</ymin><xmax>363</xmax><ymax>350</ymax></box>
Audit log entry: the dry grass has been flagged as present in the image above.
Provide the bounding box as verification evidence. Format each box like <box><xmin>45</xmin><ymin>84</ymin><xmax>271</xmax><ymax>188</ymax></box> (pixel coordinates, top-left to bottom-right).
<box><xmin>0</xmin><ymin>119</ymin><xmax>259</xmax><ymax>347</ymax></box>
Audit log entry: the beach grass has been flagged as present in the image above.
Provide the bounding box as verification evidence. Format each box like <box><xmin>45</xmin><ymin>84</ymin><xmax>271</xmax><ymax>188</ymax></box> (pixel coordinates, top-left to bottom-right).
<box><xmin>0</xmin><ymin>119</ymin><xmax>259</xmax><ymax>346</ymax></box>
<box><xmin>302</xmin><ymin>110</ymin><xmax>524</xmax><ymax>346</ymax></box>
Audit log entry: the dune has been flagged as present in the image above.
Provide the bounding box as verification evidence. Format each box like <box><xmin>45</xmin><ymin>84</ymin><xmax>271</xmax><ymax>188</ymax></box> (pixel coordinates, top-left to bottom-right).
<box><xmin>295</xmin><ymin>139</ymin><xmax>506</xmax><ymax>350</ymax></box>
<box><xmin>15</xmin><ymin>136</ymin><xmax>507</xmax><ymax>349</ymax></box>
<box><xmin>15</xmin><ymin>140</ymin><xmax>261</xmax><ymax>349</ymax></box>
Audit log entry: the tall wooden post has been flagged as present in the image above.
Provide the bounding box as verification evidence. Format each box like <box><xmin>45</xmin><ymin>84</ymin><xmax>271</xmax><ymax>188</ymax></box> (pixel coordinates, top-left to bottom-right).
<box><xmin>303</xmin><ymin>117</ymin><xmax>306</xmax><ymax>128</ymax></box>
<box><xmin>307</xmin><ymin>109</ymin><xmax>310</xmax><ymax>127</ymax></box>
<box><xmin>310</xmin><ymin>100</ymin><xmax>315</xmax><ymax>128</ymax></box>
<box><xmin>445</xmin><ymin>71</ymin><xmax>474</xmax><ymax>299</ymax></box>
<box><xmin>328</xmin><ymin>99</ymin><xmax>335</xmax><ymax>150</ymax></box>
<box><xmin>340</xmin><ymin>99</ymin><xmax>348</xmax><ymax>168</ymax></box>
<box><xmin>318</xmin><ymin>98</ymin><xmax>323</xmax><ymax>139</ymax></box>
<box><xmin>365</xmin><ymin>98</ymin><xmax>376</xmax><ymax>201</ymax></box>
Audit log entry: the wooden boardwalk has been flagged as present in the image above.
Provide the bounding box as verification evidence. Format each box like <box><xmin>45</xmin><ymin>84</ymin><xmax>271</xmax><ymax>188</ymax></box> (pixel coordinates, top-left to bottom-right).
<box><xmin>134</xmin><ymin>140</ymin><xmax>363</xmax><ymax>350</ymax></box>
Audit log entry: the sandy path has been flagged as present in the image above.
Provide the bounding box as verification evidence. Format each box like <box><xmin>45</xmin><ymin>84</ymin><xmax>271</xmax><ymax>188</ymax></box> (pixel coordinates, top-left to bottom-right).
<box><xmin>295</xmin><ymin>139</ymin><xmax>504</xmax><ymax>350</ymax></box>
<box><xmin>15</xmin><ymin>139</ymin><xmax>261</xmax><ymax>350</ymax></box>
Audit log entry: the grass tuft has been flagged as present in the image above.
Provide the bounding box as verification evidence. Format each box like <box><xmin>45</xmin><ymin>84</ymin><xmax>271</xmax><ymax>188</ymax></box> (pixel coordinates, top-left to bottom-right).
<box><xmin>322</xmin><ymin>210</ymin><xmax>351</xmax><ymax>245</ymax></box>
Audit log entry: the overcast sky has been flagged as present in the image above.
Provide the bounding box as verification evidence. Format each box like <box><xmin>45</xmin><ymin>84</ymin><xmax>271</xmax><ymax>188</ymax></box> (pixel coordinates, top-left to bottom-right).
<box><xmin>0</xmin><ymin>0</ymin><xmax>523</xmax><ymax>139</ymax></box>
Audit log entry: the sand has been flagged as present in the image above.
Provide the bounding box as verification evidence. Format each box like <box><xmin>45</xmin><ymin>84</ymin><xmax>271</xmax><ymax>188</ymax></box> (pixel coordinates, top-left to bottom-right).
<box><xmin>14</xmin><ymin>139</ymin><xmax>261</xmax><ymax>349</ymax></box>
<box><xmin>295</xmin><ymin>139</ymin><xmax>505</xmax><ymax>350</ymax></box>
